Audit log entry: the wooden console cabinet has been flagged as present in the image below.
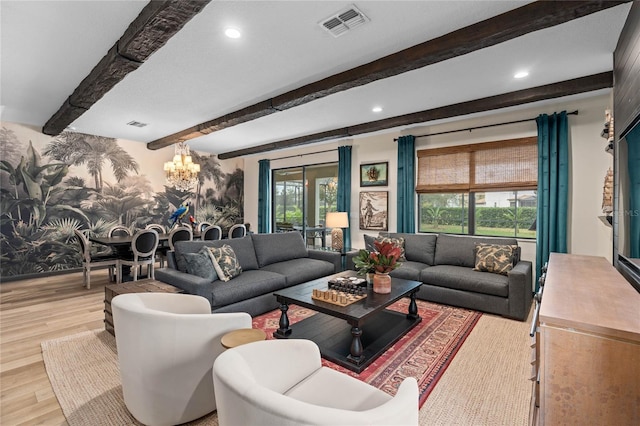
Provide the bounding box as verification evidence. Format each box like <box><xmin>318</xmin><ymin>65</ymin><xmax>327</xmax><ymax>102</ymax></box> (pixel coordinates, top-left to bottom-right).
<box><xmin>104</xmin><ymin>279</ymin><xmax>182</xmax><ymax>336</ymax></box>
<box><xmin>532</xmin><ymin>253</ymin><xmax>640</xmax><ymax>425</ymax></box>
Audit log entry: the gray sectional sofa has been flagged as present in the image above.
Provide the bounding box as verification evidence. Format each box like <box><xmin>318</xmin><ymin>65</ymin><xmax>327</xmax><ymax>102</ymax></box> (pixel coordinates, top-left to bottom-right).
<box><xmin>155</xmin><ymin>232</ymin><xmax>341</xmax><ymax>316</ymax></box>
<box><xmin>349</xmin><ymin>232</ymin><xmax>533</xmax><ymax>321</ymax></box>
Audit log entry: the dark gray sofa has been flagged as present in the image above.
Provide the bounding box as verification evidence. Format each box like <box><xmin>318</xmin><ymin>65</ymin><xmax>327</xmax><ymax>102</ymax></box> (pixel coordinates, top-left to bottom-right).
<box><xmin>155</xmin><ymin>232</ymin><xmax>341</xmax><ymax>316</ymax></box>
<box><xmin>349</xmin><ymin>232</ymin><xmax>533</xmax><ymax>321</ymax></box>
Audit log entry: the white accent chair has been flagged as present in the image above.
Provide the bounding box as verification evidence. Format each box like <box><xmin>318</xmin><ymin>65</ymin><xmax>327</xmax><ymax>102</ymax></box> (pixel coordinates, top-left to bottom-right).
<box><xmin>213</xmin><ymin>339</ymin><xmax>419</xmax><ymax>426</ymax></box>
<box><xmin>112</xmin><ymin>293</ymin><xmax>252</xmax><ymax>426</ymax></box>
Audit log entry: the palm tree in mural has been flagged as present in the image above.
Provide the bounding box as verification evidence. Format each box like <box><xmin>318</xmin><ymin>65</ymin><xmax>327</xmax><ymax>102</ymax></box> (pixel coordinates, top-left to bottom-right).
<box><xmin>224</xmin><ymin>168</ymin><xmax>244</xmax><ymax>211</ymax></box>
<box><xmin>84</xmin><ymin>182</ymin><xmax>151</xmax><ymax>226</ymax></box>
<box><xmin>43</xmin><ymin>131</ymin><xmax>139</xmax><ymax>192</ymax></box>
<box><xmin>191</xmin><ymin>152</ymin><xmax>224</xmax><ymax>209</ymax></box>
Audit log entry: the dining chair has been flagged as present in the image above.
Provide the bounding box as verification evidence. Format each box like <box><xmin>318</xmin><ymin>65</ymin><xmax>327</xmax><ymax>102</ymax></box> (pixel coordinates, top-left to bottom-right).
<box><xmin>146</xmin><ymin>224</ymin><xmax>168</xmax><ymax>267</ymax></box>
<box><xmin>202</xmin><ymin>224</ymin><xmax>222</xmax><ymax>241</ymax></box>
<box><xmin>168</xmin><ymin>226</ymin><xmax>193</xmax><ymax>251</ymax></box>
<box><xmin>199</xmin><ymin>221</ymin><xmax>212</xmax><ymax>233</ymax></box>
<box><xmin>228</xmin><ymin>224</ymin><xmax>247</xmax><ymax>239</ymax></box>
<box><xmin>108</xmin><ymin>225</ymin><xmax>132</xmax><ymax>237</ymax></box>
<box><xmin>145</xmin><ymin>224</ymin><xmax>166</xmax><ymax>234</ymax></box>
<box><xmin>74</xmin><ymin>229</ymin><xmax>118</xmax><ymax>289</ymax></box>
<box><xmin>117</xmin><ymin>229</ymin><xmax>159</xmax><ymax>283</ymax></box>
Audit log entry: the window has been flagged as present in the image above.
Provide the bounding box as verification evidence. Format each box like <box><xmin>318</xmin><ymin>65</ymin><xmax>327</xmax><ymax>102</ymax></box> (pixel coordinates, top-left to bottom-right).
<box><xmin>272</xmin><ymin>163</ymin><xmax>338</xmax><ymax>238</ymax></box>
<box><xmin>417</xmin><ymin>137</ymin><xmax>537</xmax><ymax>238</ymax></box>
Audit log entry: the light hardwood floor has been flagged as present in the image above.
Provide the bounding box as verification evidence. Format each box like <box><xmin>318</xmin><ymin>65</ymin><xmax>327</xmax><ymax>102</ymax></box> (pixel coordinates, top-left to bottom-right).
<box><xmin>1</xmin><ymin>269</ymin><xmax>110</xmax><ymax>426</ymax></box>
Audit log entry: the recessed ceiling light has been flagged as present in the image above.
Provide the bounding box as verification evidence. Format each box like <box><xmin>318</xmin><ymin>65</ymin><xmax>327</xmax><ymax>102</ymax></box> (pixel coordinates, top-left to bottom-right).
<box><xmin>514</xmin><ymin>71</ymin><xmax>529</xmax><ymax>79</ymax></box>
<box><xmin>372</xmin><ymin>106</ymin><xmax>383</xmax><ymax>113</ymax></box>
<box><xmin>225</xmin><ymin>28</ymin><xmax>241</xmax><ymax>39</ymax></box>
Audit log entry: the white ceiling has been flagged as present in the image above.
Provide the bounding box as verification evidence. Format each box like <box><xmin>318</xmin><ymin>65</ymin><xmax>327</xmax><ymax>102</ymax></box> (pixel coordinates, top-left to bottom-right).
<box><xmin>0</xmin><ymin>1</ymin><xmax>632</xmax><ymax>156</ymax></box>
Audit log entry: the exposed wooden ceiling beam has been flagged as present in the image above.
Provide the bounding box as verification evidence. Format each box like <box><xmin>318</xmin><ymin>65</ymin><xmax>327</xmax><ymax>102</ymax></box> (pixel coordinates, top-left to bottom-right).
<box><xmin>217</xmin><ymin>72</ymin><xmax>613</xmax><ymax>159</ymax></box>
<box><xmin>148</xmin><ymin>0</ymin><xmax>628</xmax><ymax>150</ymax></box>
<box><xmin>42</xmin><ymin>0</ymin><xmax>211</xmax><ymax>136</ymax></box>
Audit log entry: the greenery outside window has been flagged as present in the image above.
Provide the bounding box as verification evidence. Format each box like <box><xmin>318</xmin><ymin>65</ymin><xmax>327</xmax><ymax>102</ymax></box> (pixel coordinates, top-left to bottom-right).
<box><xmin>417</xmin><ymin>137</ymin><xmax>537</xmax><ymax>239</ymax></box>
<box><xmin>272</xmin><ymin>163</ymin><xmax>338</xmax><ymax>238</ymax></box>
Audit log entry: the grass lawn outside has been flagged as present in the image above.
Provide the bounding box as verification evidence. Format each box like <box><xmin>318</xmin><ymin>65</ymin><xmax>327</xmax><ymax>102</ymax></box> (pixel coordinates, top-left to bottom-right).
<box><xmin>419</xmin><ymin>224</ymin><xmax>536</xmax><ymax>239</ymax></box>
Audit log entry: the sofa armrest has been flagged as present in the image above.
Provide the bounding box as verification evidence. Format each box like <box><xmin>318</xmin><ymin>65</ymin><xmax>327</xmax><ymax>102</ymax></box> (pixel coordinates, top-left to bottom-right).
<box><xmin>506</xmin><ymin>260</ymin><xmax>533</xmax><ymax>321</ymax></box>
<box><xmin>308</xmin><ymin>249</ymin><xmax>341</xmax><ymax>273</ymax></box>
<box><xmin>155</xmin><ymin>268</ymin><xmax>215</xmax><ymax>306</ymax></box>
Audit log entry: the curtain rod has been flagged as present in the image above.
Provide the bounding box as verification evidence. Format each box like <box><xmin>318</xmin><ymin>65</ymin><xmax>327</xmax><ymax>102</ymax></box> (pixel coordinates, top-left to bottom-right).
<box><xmin>394</xmin><ymin>110</ymin><xmax>579</xmax><ymax>141</ymax></box>
<box><xmin>269</xmin><ymin>148</ymin><xmax>337</xmax><ymax>162</ymax></box>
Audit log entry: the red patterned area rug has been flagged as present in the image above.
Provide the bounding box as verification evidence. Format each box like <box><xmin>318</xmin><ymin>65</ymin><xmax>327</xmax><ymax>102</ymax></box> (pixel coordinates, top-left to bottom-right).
<box><xmin>252</xmin><ymin>299</ymin><xmax>481</xmax><ymax>408</ymax></box>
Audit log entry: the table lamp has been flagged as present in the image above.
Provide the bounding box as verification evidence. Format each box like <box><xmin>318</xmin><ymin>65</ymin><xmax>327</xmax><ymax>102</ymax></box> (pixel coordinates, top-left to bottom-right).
<box><xmin>326</xmin><ymin>212</ymin><xmax>349</xmax><ymax>251</ymax></box>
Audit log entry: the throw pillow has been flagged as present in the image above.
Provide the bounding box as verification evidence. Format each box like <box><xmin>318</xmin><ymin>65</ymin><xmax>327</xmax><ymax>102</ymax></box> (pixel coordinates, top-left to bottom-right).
<box><xmin>375</xmin><ymin>235</ymin><xmax>406</xmax><ymax>261</ymax></box>
<box><xmin>207</xmin><ymin>244</ymin><xmax>242</xmax><ymax>282</ymax></box>
<box><xmin>183</xmin><ymin>247</ymin><xmax>218</xmax><ymax>281</ymax></box>
<box><xmin>473</xmin><ymin>243</ymin><xmax>518</xmax><ymax>275</ymax></box>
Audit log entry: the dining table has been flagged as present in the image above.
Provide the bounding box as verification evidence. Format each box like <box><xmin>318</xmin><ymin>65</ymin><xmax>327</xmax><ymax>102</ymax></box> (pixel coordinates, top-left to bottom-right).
<box><xmin>89</xmin><ymin>233</ymin><xmax>171</xmax><ymax>280</ymax></box>
<box><xmin>292</xmin><ymin>226</ymin><xmax>327</xmax><ymax>248</ymax></box>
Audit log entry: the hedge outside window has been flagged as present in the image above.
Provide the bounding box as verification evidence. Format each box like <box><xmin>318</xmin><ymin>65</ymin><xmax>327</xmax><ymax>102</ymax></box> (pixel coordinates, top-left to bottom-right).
<box><xmin>417</xmin><ymin>137</ymin><xmax>537</xmax><ymax>238</ymax></box>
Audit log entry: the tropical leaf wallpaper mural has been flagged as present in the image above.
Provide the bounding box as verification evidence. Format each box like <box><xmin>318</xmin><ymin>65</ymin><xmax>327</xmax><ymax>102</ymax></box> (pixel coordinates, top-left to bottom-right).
<box><xmin>0</xmin><ymin>122</ymin><xmax>244</xmax><ymax>280</ymax></box>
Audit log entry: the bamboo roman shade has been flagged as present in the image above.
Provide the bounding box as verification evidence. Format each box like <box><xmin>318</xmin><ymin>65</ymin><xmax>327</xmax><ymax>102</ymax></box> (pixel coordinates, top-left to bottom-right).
<box><xmin>416</xmin><ymin>137</ymin><xmax>537</xmax><ymax>193</ymax></box>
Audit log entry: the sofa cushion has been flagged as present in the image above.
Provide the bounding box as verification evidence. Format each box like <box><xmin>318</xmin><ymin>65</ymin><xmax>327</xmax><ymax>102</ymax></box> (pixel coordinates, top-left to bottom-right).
<box><xmin>473</xmin><ymin>243</ymin><xmax>518</xmax><ymax>275</ymax></box>
<box><xmin>434</xmin><ymin>234</ymin><xmax>518</xmax><ymax>268</ymax></box>
<box><xmin>207</xmin><ymin>245</ymin><xmax>242</xmax><ymax>282</ymax></box>
<box><xmin>421</xmin><ymin>265</ymin><xmax>509</xmax><ymax>297</ymax></box>
<box><xmin>174</xmin><ymin>238</ymin><xmax>259</xmax><ymax>273</ymax></box>
<box><xmin>209</xmin><ymin>270</ymin><xmax>287</xmax><ymax>309</ymax></box>
<box><xmin>251</xmin><ymin>232</ymin><xmax>308</xmax><ymax>267</ymax></box>
<box><xmin>260</xmin><ymin>258</ymin><xmax>336</xmax><ymax>286</ymax></box>
<box><xmin>389</xmin><ymin>261</ymin><xmax>428</xmax><ymax>281</ymax></box>
<box><xmin>385</xmin><ymin>233</ymin><xmax>437</xmax><ymax>265</ymax></box>
<box><xmin>363</xmin><ymin>234</ymin><xmax>377</xmax><ymax>252</ymax></box>
<box><xmin>183</xmin><ymin>246</ymin><xmax>218</xmax><ymax>281</ymax></box>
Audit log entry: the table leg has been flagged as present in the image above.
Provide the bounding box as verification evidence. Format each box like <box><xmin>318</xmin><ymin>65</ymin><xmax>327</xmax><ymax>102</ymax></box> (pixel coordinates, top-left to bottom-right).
<box><xmin>407</xmin><ymin>290</ymin><xmax>419</xmax><ymax>320</ymax></box>
<box><xmin>346</xmin><ymin>326</ymin><xmax>365</xmax><ymax>365</ymax></box>
<box><xmin>273</xmin><ymin>302</ymin><xmax>292</xmax><ymax>338</ymax></box>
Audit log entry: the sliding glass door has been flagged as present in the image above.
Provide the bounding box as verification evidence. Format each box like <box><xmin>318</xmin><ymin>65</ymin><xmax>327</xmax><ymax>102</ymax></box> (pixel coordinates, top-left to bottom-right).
<box><xmin>273</xmin><ymin>163</ymin><xmax>338</xmax><ymax>245</ymax></box>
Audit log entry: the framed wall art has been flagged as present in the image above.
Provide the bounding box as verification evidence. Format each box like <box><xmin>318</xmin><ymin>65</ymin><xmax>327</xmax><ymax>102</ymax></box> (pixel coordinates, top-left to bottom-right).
<box><xmin>360</xmin><ymin>162</ymin><xmax>388</xmax><ymax>187</ymax></box>
<box><xmin>359</xmin><ymin>191</ymin><xmax>388</xmax><ymax>231</ymax></box>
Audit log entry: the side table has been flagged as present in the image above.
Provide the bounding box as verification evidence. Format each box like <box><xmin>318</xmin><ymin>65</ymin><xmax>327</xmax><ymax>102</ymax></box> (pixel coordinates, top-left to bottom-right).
<box><xmin>104</xmin><ymin>279</ymin><xmax>183</xmax><ymax>336</ymax></box>
<box><xmin>221</xmin><ymin>328</ymin><xmax>267</xmax><ymax>349</ymax></box>
<box><xmin>311</xmin><ymin>246</ymin><xmax>358</xmax><ymax>271</ymax></box>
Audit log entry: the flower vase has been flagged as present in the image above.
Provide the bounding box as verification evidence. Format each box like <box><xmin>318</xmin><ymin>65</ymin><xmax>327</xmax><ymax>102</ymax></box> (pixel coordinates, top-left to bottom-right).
<box><xmin>373</xmin><ymin>272</ymin><xmax>391</xmax><ymax>294</ymax></box>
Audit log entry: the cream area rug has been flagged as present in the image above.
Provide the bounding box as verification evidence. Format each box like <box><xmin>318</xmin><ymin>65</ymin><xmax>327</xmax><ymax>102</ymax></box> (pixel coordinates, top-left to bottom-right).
<box><xmin>42</xmin><ymin>312</ymin><xmax>531</xmax><ymax>426</ymax></box>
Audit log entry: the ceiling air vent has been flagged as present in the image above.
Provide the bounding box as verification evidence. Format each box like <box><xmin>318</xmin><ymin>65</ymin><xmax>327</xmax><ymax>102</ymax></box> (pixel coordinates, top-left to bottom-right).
<box><xmin>320</xmin><ymin>5</ymin><xmax>369</xmax><ymax>38</ymax></box>
<box><xmin>126</xmin><ymin>120</ymin><xmax>148</xmax><ymax>128</ymax></box>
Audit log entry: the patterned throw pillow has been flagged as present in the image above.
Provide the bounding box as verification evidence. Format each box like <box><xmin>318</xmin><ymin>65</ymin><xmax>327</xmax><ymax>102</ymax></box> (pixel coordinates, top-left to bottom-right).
<box><xmin>473</xmin><ymin>243</ymin><xmax>518</xmax><ymax>275</ymax></box>
<box><xmin>375</xmin><ymin>236</ymin><xmax>406</xmax><ymax>261</ymax></box>
<box><xmin>183</xmin><ymin>246</ymin><xmax>218</xmax><ymax>281</ymax></box>
<box><xmin>207</xmin><ymin>245</ymin><xmax>242</xmax><ymax>282</ymax></box>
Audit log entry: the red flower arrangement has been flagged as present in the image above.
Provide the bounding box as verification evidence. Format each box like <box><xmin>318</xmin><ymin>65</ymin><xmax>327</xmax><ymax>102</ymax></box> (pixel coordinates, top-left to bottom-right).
<box><xmin>369</xmin><ymin>240</ymin><xmax>403</xmax><ymax>274</ymax></box>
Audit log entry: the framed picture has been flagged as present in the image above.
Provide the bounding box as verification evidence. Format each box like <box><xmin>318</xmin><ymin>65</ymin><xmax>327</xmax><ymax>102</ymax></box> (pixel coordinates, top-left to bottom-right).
<box><xmin>359</xmin><ymin>191</ymin><xmax>388</xmax><ymax>231</ymax></box>
<box><xmin>360</xmin><ymin>162</ymin><xmax>388</xmax><ymax>187</ymax></box>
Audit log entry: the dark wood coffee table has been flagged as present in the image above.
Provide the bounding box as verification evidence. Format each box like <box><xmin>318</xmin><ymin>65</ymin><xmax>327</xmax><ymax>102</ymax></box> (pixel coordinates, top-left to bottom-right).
<box><xmin>273</xmin><ymin>271</ymin><xmax>422</xmax><ymax>373</ymax></box>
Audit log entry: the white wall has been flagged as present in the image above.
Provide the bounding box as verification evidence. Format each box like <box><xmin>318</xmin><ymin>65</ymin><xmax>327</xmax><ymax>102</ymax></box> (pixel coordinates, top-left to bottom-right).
<box><xmin>244</xmin><ymin>92</ymin><xmax>615</xmax><ymax>279</ymax></box>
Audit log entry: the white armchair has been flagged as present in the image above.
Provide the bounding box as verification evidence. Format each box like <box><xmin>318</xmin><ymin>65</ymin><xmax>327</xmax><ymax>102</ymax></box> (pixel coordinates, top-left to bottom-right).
<box><xmin>213</xmin><ymin>339</ymin><xmax>419</xmax><ymax>426</ymax></box>
<box><xmin>111</xmin><ymin>293</ymin><xmax>252</xmax><ymax>426</ymax></box>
